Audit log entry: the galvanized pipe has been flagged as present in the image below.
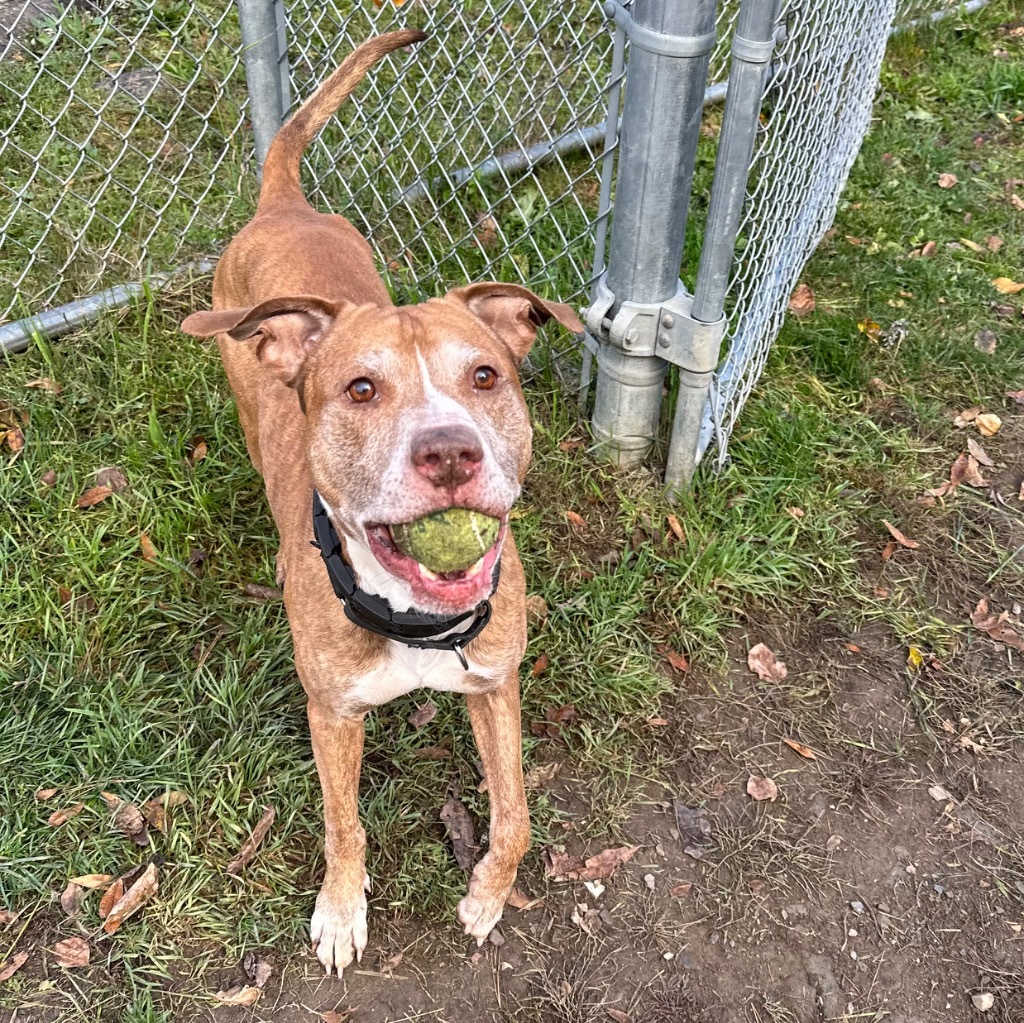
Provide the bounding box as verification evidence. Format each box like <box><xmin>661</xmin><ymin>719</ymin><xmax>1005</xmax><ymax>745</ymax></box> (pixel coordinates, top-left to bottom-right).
<box><xmin>236</xmin><ymin>0</ymin><xmax>288</xmax><ymax>175</ymax></box>
<box><xmin>665</xmin><ymin>0</ymin><xmax>780</xmax><ymax>490</ymax></box>
<box><xmin>591</xmin><ymin>0</ymin><xmax>719</xmax><ymax>467</ymax></box>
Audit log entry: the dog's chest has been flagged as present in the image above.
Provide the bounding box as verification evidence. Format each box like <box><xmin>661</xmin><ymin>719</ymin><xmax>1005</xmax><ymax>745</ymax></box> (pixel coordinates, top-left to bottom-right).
<box><xmin>341</xmin><ymin>642</ymin><xmax>499</xmax><ymax>712</ymax></box>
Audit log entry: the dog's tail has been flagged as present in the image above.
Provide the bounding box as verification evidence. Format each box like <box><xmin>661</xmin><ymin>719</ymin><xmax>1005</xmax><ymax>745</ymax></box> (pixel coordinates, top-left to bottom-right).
<box><xmin>258</xmin><ymin>29</ymin><xmax>426</xmax><ymax>210</ymax></box>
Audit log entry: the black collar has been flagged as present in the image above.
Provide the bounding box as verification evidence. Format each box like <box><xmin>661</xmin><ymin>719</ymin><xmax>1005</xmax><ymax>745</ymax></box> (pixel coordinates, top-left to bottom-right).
<box><xmin>310</xmin><ymin>491</ymin><xmax>497</xmax><ymax>670</ymax></box>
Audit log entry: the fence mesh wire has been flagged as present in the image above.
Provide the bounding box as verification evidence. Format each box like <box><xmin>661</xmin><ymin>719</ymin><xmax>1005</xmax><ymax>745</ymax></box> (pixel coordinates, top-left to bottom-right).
<box><xmin>0</xmin><ymin>0</ymin><xmax>982</xmax><ymax>464</ymax></box>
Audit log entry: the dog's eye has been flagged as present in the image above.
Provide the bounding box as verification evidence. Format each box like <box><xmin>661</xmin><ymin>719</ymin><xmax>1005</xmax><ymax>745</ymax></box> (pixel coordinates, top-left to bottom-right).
<box><xmin>346</xmin><ymin>378</ymin><xmax>376</xmax><ymax>403</ymax></box>
<box><xmin>473</xmin><ymin>366</ymin><xmax>498</xmax><ymax>390</ymax></box>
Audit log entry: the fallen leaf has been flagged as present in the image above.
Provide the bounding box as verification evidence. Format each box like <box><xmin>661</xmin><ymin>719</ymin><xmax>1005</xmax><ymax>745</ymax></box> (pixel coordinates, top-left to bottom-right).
<box><xmin>605</xmin><ymin>1010</ymin><xmax>631</xmax><ymax>1023</ymax></box>
<box><xmin>243</xmin><ymin>950</ymin><xmax>273</xmax><ymax>989</ymax></box>
<box><xmin>3</xmin><ymin>427</ymin><xmax>25</xmax><ymax>454</ymax></box>
<box><xmin>545</xmin><ymin>844</ymin><xmax>638</xmax><ymax>881</ymax></box>
<box><xmin>974</xmin><ymin>328</ymin><xmax>997</xmax><ymax>354</ymax></box>
<box><xmin>98</xmin><ymin>878</ymin><xmax>124</xmax><ymax>920</ymax></box>
<box><xmin>747</xmin><ymin>643</ymin><xmax>788</xmax><ymax>682</ymax></box>
<box><xmin>986</xmin><ymin>235</ymin><xmax>1003</xmax><ymax>251</ymax></box>
<box><xmin>76</xmin><ymin>486</ymin><xmax>112</xmax><ymax>509</ymax></box>
<box><xmin>670</xmin><ymin>882</ymin><xmax>693</xmax><ymax>897</ymax></box>
<box><xmin>187</xmin><ymin>437</ymin><xmax>208</xmax><ymax>467</ymax></box>
<box><xmin>48</xmin><ymin>803</ymin><xmax>85</xmax><ymax>827</ymax></box>
<box><xmin>673</xmin><ymin>802</ymin><xmax>712</xmax><ymax>860</ymax></box>
<box><xmin>548</xmin><ymin>703</ymin><xmax>577</xmax><ymax>724</ymax></box>
<box><xmin>1006</xmin><ymin>389</ymin><xmax>1024</xmax><ymax>404</ymax></box>
<box><xmin>1013</xmin><ymin>193</ymin><xmax>1024</xmax><ymax>211</ymax></box>
<box><xmin>53</xmin><ymin>936</ymin><xmax>90</xmax><ymax>968</ymax></box>
<box><xmin>571</xmin><ymin>901</ymin><xmax>602</xmax><ymax>935</ymax></box>
<box><xmin>954</xmin><ymin>406</ymin><xmax>981</xmax><ymax>427</ymax></box>
<box><xmin>666</xmin><ymin>513</ymin><xmax>686</xmax><ymax>542</ymax></box>
<box><xmin>407</xmin><ymin>700</ymin><xmax>437</xmax><ymax>729</ymax></box>
<box><xmin>960</xmin><ymin>237</ymin><xmax>985</xmax><ymax>253</ymax></box>
<box><xmin>67</xmin><ymin>874</ymin><xmax>114</xmax><ymax>889</ymax></box>
<box><xmin>227</xmin><ymin>806</ymin><xmax>276</xmax><ymax>875</ymax></box>
<box><xmin>524</xmin><ymin>762</ymin><xmax>562</xmax><ymax>790</ymax></box>
<box><xmin>747</xmin><ymin>775</ymin><xmax>779</xmax><ymax>801</ymax></box>
<box><xmin>102</xmin><ymin>792</ymin><xmax>149</xmax><ymax>846</ymax></box>
<box><xmin>60</xmin><ymin>882</ymin><xmax>85</xmax><ymax>917</ymax></box>
<box><xmin>243</xmin><ymin>583</ymin><xmax>283</xmax><ymax>601</ymax></box>
<box><xmin>788</xmin><ymin>283</ymin><xmax>815</xmax><ymax>316</ymax></box>
<box><xmin>474</xmin><ymin>213</ymin><xmax>498</xmax><ymax>250</ymax></box>
<box><xmin>782</xmin><ymin>737</ymin><xmax>817</xmax><ymax>760</ymax></box>
<box><xmin>39</xmin><ymin>469</ymin><xmax>57</xmax><ymax>487</ymax></box>
<box><xmin>139</xmin><ymin>533</ymin><xmax>158</xmax><ymax>563</ymax></box>
<box><xmin>928</xmin><ymin>784</ymin><xmax>953</xmax><ymax>802</ymax></box>
<box><xmin>0</xmin><ymin>911</ymin><xmax>18</xmax><ymax>928</ymax></box>
<box><xmin>882</xmin><ymin>519</ymin><xmax>919</xmax><ymax>549</ymax></box>
<box><xmin>506</xmin><ymin>887</ymin><xmax>544</xmax><ymax>910</ymax></box>
<box><xmin>102</xmin><ymin>862</ymin><xmax>158</xmax><ymax>934</ymax></box>
<box><xmin>993</xmin><ymin>277</ymin><xmax>1024</xmax><ymax>295</ymax></box>
<box><xmin>525</xmin><ymin>594</ymin><xmax>548</xmax><ymax>627</ymax></box>
<box><xmin>26</xmin><ymin>377</ymin><xmax>62</xmax><ymax>393</ymax></box>
<box><xmin>141</xmin><ymin>799</ymin><xmax>166</xmax><ymax>832</ymax></box>
<box><xmin>967</xmin><ymin>438</ymin><xmax>994</xmax><ymax>467</ymax></box>
<box><xmin>35</xmin><ymin>787</ymin><xmax>58</xmax><ymax>801</ymax></box>
<box><xmin>970</xmin><ymin>598</ymin><xmax>1024</xmax><ymax>651</ymax></box>
<box><xmin>647</xmin><ymin>717</ymin><xmax>669</xmax><ymax>727</ymax></box>
<box><xmin>975</xmin><ymin>413</ymin><xmax>1001</xmax><ymax>437</ymax></box>
<box><xmin>162</xmin><ymin>790</ymin><xmax>188</xmax><ymax>808</ymax></box>
<box><xmin>558</xmin><ymin>438</ymin><xmax>584</xmax><ymax>452</ymax></box>
<box><xmin>937</xmin><ymin>172</ymin><xmax>958</xmax><ymax>188</ymax></box>
<box><xmin>880</xmin><ymin>540</ymin><xmax>897</xmax><ymax>562</ymax></box>
<box><xmin>844</xmin><ymin>642</ymin><xmax>861</xmax><ymax>653</ymax></box>
<box><xmin>786</xmin><ymin>506</ymin><xmax>805</xmax><ymax>519</ymax></box>
<box><xmin>919</xmin><ymin>240</ymin><xmax>938</xmax><ymax>258</ymax></box>
<box><xmin>565</xmin><ymin>510</ymin><xmax>587</xmax><ymax>531</ymax></box>
<box><xmin>95</xmin><ymin>467</ymin><xmax>128</xmax><ymax>493</ymax></box>
<box><xmin>440</xmin><ymin>797</ymin><xmax>478</xmax><ymax>870</ymax></box>
<box><xmin>412</xmin><ymin>745</ymin><xmax>451</xmax><ymax>760</ymax></box>
<box><xmin>658</xmin><ymin>645</ymin><xmax>690</xmax><ymax>674</ymax></box>
<box><xmin>907</xmin><ymin>646</ymin><xmax>926</xmax><ymax>671</ymax></box>
<box><xmin>0</xmin><ymin>951</ymin><xmax>29</xmax><ymax>982</ymax></box>
<box><xmin>320</xmin><ymin>1013</ymin><xmax>355</xmax><ymax>1023</ymax></box>
<box><xmin>531</xmin><ymin>653</ymin><xmax>549</xmax><ymax>677</ymax></box>
<box><xmin>214</xmin><ymin>986</ymin><xmax>261</xmax><ymax>1007</ymax></box>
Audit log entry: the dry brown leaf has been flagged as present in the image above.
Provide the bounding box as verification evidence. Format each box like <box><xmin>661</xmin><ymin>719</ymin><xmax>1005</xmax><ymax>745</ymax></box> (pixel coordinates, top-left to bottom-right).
<box><xmin>975</xmin><ymin>413</ymin><xmax>1001</xmax><ymax>437</ymax></box>
<box><xmin>76</xmin><ymin>485</ymin><xmax>112</xmax><ymax>509</ymax></box>
<box><xmin>187</xmin><ymin>437</ymin><xmax>208</xmax><ymax>467</ymax></box>
<box><xmin>26</xmin><ymin>377</ymin><xmax>62</xmax><ymax>393</ymax></box>
<box><xmin>407</xmin><ymin>700</ymin><xmax>437</xmax><ymax>729</ymax></box>
<box><xmin>139</xmin><ymin>533</ymin><xmax>158</xmax><ymax>563</ymax></box>
<box><xmin>524</xmin><ymin>762</ymin><xmax>562</xmax><ymax>790</ymax></box>
<box><xmin>474</xmin><ymin>213</ymin><xmax>499</xmax><ymax>250</ymax></box>
<box><xmin>788</xmin><ymin>282</ymin><xmax>815</xmax><ymax>316</ymax></box>
<box><xmin>0</xmin><ymin>951</ymin><xmax>29</xmax><ymax>982</ymax></box>
<box><xmin>882</xmin><ymin>519</ymin><xmax>919</xmax><ymax>549</ymax></box>
<box><xmin>747</xmin><ymin>643</ymin><xmax>788</xmax><ymax>682</ymax></box>
<box><xmin>970</xmin><ymin>598</ymin><xmax>1024</xmax><ymax>651</ymax></box>
<box><xmin>39</xmin><ymin>469</ymin><xmax>57</xmax><ymax>487</ymax></box>
<box><xmin>937</xmin><ymin>172</ymin><xmax>958</xmax><ymax>188</ymax></box>
<box><xmin>658</xmin><ymin>645</ymin><xmax>690</xmax><ymax>673</ymax></box>
<box><xmin>531</xmin><ymin>653</ymin><xmax>550</xmax><ymax>677</ymax></box>
<box><xmin>919</xmin><ymin>240</ymin><xmax>938</xmax><ymax>258</ymax></box>
<box><xmin>102</xmin><ymin>862</ymin><xmax>158</xmax><ymax>934</ymax></box>
<box><xmin>98</xmin><ymin>878</ymin><xmax>124</xmax><ymax>920</ymax></box>
<box><xmin>243</xmin><ymin>951</ymin><xmax>273</xmax><ymax>989</ymax></box>
<box><xmin>320</xmin><ymin>1013</ymin><xmax>355</xmax><ymax>1023</ymax></box>
<box><xmin>60</xmin><ymin>882</ymin><xmax>85</xmax><ymax>918</ymax></box>
<box><xmin>102</xmin><ymin>793</ymin><xmax>148</xmax><ymax>846</ymax></box>
<box><xmin>993</xmin><ymin>277</ymin><xmax>1024</xmax><ymax>295</ymax></box>
<box><xmin>674</xmin><ymin>802</ymin><xmax>712</xmax><ymax>859</ymax></box>
<box><xmin>227</xmin><ymin>806</ymin><xmax>276</xmax><ymax>875</ymax></box>
<box><xmin>95</xmin><ymin>467</ymin><xmax>128</xmax><ymax>493</ymax></box>
<box><xmin>545</xmin><ymin>844</ymin><xmax>638</xmax><ymax>881</ymax></box>
<box><xmin>53</xmin><ymin>936</ymin><xmax>90</xmax><ymax>968</ymax></box>
<box><xmin>162</xmin><ymin>791</ymin><xmax>188</xmax><ymax>808</ymax></box>
<box><xmin>243</xmin><ymin>583</ymin><xmax>283</xmax><ymax>601</ymax></box>
<box><xmin>214</xmin><ymin>986</ymin><xmax>262</xmax><ymax>1006</ymax></box>
<box><xmin>1012</xmin><ymin>193</ymin><xmax>1024</xmax><ymax>211</ymax></box>
<box><xmin>747</xmin><ymin>775</ymin><xmax>779</xmax><ymax>802</ymax></box>
<box><xmin>960</xmin><ymin>237</ymin><xmax>985</xmax><ymax>254</ymax></box>
<box><xmin>558</xmin><ymin>438</ymin><xmax>584</xmax><ymax>452</ymax></box>
<box><xmin>966</xmin><ymin>437</ymin><xmax>994</xmax><ymax>467</ymax></box>
<box><xmin>412</xmin><ymin>745</ymin><xmax>451</xmax><ymax>760</ymax></box>
<box><xmin>1006</xmin><ymin>389</ymin><xmax>1024</xmax><ymax>404</ymax></box>
<box><xmin>986</xmin><ymin>235</ymin><xmax>1003</xmax><ymax>252</ymax></box>
<box><xmin>0</xmin><ymin>911</ymin><xmax>17</xmax><ymax>928</ymax></box>
<box><xmin>48</xmin><ymin>803</ymin><xmax>85</xmax><ymax>827</ymax></box>
<box><xmin>506</xmin><ymin>887</ymin><xmax>545</xmax><ymax>910</ymax></box>
<box><xmin>647</xmin><ymin>716</ymin><xmax>669</xmax><ymax>727</ymax></box>
<box><xmin>565</xmin><ymin>510</ymin><xmax>588</xmax><ymax>531</ymax></box>
<box><xmin>666</xmin><ymin>513</ymin><xmax>686</xmax><ymax>542</ymax></box>
<box><xmin>880</xmin><ymin>540</ymin><xmax>897</xmax><ymax>562</ymax></box>
<box><xmin>35</xmin><ymin>787</ymin><xmax>58</xmax><ymax>801</ymax></box>
<box><xmin>3</xmin><ymin>427</ymin><xmax>25</xmax><ymax>454</ymax></box>
<box><xmin>786</xmin><ymin>506</ymin><xmax>805</xmax><ymax>519</ymax></box>
<box><xmin>670</xmin><ymin>882</ymin><xmax>693</xmax><ymax>897</ymax></box>
<box><xmin>440</xmin><ymin>798</ymin><xmax>478</xmax><ymax>870</ymax></box>
<box><xmin>525</xmin><ymin>594</ymin><xmax>548</xmax><ymax>627</ymax></box>
<box><xmin>606</xmin><ymin>1010</ymin><xmax>631</xmax><ymax>1023</ymax></box>
<box><xmin>954</xmin><ymin>406</ymin><xmax>981</xmax><ymax>427</ymax></box>
<box><xmin>782</xmin><ymin>738</ymin><xmax>817</xmax><ymax>760</ymax></box>
<box><xmin>68</xmin><ymin>874</ymin><xmax>114</xmax><ymax>889</ymax></box>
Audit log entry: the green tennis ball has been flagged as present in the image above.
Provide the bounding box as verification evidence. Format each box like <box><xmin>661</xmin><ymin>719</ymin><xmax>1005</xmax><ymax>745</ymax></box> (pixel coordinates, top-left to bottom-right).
<box><xmin>392</xmin><ymin>508</ymin><xmax>501</xmax><ymax>574</ymax></box>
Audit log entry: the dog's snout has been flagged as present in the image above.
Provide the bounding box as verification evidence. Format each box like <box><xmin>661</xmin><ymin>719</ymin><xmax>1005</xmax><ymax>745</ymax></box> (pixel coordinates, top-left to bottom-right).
<box><xmin>411</xmin><ymin>425</ymin><xmax>483</xmax><ymax>488</ymax></box>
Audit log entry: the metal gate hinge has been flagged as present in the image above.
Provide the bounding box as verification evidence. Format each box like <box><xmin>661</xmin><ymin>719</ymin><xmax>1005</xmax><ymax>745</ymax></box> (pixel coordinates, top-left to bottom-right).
<box><xmin>582</xmin><ymin>274</ymin><xmax>726</xmax><ymax>373</ymax></box>
<box><xmin>603</xmin><ymin>1</ymin><xmax>717</xmax><ymax>58</ymax></box>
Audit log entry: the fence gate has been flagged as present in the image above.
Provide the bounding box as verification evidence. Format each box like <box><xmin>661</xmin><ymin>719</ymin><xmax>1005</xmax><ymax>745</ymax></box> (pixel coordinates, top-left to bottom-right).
<box><xmin>1</xmin><ymin>0</ymin><xmax>988</xmax><ymax>481</ymax></box>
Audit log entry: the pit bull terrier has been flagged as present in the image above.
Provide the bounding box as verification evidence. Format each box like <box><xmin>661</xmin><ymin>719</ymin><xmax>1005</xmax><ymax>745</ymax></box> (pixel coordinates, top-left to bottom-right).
<box><xmin>180</xmin><ymin>30</ymin><xmax>582</xmax><ymax>975</ymax></box>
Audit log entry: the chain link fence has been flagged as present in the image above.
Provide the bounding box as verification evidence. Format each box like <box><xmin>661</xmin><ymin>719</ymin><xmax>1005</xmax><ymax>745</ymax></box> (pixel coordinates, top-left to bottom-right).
<box><xmin>0</xmin><ymin>0</ymin><xmax>989</xmax><ymax>467</ymax></box>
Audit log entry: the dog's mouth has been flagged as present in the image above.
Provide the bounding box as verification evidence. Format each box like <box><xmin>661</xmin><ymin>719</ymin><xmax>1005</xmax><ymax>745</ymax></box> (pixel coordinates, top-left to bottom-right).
<box><xmin>366</xmin><ymin>517</ymin><xmax>506</xmax><ymax>611</ymax></box>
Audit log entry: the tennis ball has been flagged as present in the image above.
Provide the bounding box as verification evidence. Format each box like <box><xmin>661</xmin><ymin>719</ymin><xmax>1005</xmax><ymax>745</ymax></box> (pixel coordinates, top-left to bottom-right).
<box><xmin>392</xmin><ymin>508</ymin><xmax>500</xmax><ymax>574</ymax></box>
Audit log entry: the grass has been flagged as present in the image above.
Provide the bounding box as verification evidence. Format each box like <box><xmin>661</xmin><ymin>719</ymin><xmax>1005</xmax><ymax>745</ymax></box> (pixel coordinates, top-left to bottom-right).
<box><xmin>1</xmin><ymin>1</ymin><xmax>1023</xmax><ymax>1019</ymax></box>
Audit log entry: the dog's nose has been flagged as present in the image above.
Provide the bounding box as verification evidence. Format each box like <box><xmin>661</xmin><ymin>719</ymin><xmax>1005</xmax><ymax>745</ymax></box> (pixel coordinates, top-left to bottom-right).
<box><xmin>411</xmin><ymin>425</ymin><xmax>484</xmax><ymax>488</ymax></box>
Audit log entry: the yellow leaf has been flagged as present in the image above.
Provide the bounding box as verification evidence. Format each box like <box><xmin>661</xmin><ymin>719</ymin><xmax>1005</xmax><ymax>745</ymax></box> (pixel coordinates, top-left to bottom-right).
<box><xmin>992</xmin><ymin>277</ymin><xmax>1024</xmax><ymax>295</ymax></box>
<box><xmin>975</xmin><ymin>413</ymin><xmax>1001</xmax><ymax>437</ymax></box>
<box><xmin>907</xmin><ymin>646</ymin><xmax>925</xmax><ymax>671</ymax></box>
<box><xmin>857</xmin><ymin>319</ymin><xmax>882</xmax><ymax>342</ymax></box>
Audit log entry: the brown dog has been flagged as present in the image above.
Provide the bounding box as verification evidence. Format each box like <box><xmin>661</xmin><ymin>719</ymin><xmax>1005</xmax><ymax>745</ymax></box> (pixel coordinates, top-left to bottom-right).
<box><xmin>180</xmin><ymin>31</ymin><xmax>581</xmax><ymax>975</ymax></box>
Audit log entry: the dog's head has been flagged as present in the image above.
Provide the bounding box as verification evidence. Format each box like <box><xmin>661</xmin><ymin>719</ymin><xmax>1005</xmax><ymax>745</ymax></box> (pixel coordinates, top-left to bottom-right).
<box><xmin>182</xmin><ymin>284</ymin><xmax>581</xmax><ymax>614</ymax></box>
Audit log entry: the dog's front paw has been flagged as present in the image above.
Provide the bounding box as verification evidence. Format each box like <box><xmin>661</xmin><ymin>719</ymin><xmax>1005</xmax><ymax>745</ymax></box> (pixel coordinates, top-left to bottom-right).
<box><xmin>310</xmin><ymin>887</ymin><xmax>368</xmax><ymax>977</ymax></box>
<box><xmin>457</xmin><ymin>863</ymin><xmax>513</xmax><ymax>945</ymax></box>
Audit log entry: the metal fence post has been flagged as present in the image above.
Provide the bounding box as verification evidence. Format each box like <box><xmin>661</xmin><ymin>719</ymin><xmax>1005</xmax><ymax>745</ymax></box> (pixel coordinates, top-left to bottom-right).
<box><xmin>236</xmin><ymin>0</ymin><xmax>290</xmax><ymax>175</ymax></box>
<box><xmin>664</xmin><ymin>0</ymin><xmax>781</xmax><ymax>490</ymax></box>
<box><xmin>587</xmin><ymin>0</ymin><xmax>719</xmax><ymax>468</ymax></box>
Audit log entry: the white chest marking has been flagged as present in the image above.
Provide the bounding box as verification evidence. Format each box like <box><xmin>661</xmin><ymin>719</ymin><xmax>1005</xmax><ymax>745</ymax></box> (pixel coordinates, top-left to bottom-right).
<box><xmin>342</xmin><ymin>642</ymin><xmax>501</xmax><ymax>713</ymax></box>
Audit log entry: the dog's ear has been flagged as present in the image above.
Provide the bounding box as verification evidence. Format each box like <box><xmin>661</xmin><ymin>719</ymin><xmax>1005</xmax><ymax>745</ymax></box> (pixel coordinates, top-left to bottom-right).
<box><xmin>446</xmin><ymin>283</ymin><xmax>583</xmax><ymax>364</ymax></box>
<box><xmin>180</xmin><ymin>296</ymin><xmax>341</xmax><ymax>387</ymax></box>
